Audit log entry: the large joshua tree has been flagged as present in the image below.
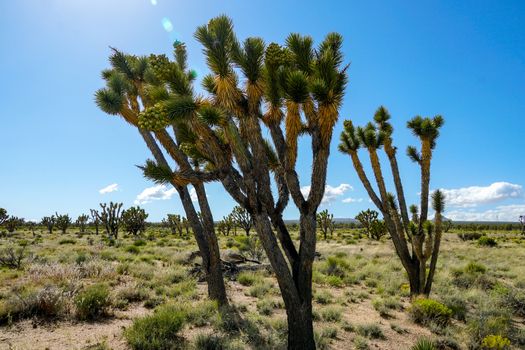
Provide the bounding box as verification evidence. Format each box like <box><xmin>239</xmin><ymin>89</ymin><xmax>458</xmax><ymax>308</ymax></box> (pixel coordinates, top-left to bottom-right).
<box><xmin>94</xmin><ymin>46</ymin><xmax>228</xmax><ymax>306</ymax></box>
<box><xmin>339</xmin><ymin>106</ymin><xmax>445</xmax><ymax>296</ymax></box>
<box><xmin>134</xmin><ymin>16</ymin><xmax>346</xmax><ymax>348</ymax></box>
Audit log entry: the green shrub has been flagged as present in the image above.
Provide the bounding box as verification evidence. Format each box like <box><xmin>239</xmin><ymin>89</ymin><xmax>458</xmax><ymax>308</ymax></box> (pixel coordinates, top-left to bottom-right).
<box><xmin>125</xmin><ymin>245</ymin><xmax>141</xmax><ymax>254</ymax></box>
<box><xmin>481</xmin><ymin>335</ymin><xmax>511</xmax><ymax>350</ymax></box>
<box><xmin>185</xmin><ymin>300</ymin><xmax>218</xmax><ymax>327</ymax></box>
<box><xmin>411</xmin><ymin>338</ymin><xmax>437</xmax><ymax>350</ymax></box>
<box><xmin>465</xmin><ymin>261</ymin><xmax>487</xmax><ymax>274</ymax></box>
<box><xmin>498</xmin><ymin>287</ymin><xmax>525</xmax><ymax>317</ymax></box>
<box><xmin>320</xmin><ymin>325</ymin><xmax>338</xmax><ymax>339</ymax></box>
<box><xmin>58</xmin><ymin>238</ymin><xmax>76</xmax><ymax>245</ymax></box>
<box><xmin>125</xmin><ymin>305</ymin><xmax>186</xmax><ymax>350</ymax></box>
<box><xmin>133</xmin><ymin>239</ymin><xmax>147</xmax><ymax>246</ymax></box>
<box><xmin>237</xmin><ymin>271</ymin><xmax>260</xmax><ymax>286</ymax></box>
<box><xmin>0</xmin><ymin>286</ymin><xmax>64</xmax><ymax>324</ymax></box>
<box><xmin>440</xmin><ymin>295</ymin><xmax>467</xmax><ymax>321</ymax></box>
<box><xmin>372</xmin><ymin>297</ymin><xmax>401</xmax><ymax>317</ymax></box>
<box><xmin>75</xmin><ymin>283</ymin><xmax>110</xmax><ymax>320</ymax></box>
<box><xmin>459</xmin><ymin>232</ymin><xmax>483</xmax><ymax>241</ymax></box>
<box><xmin>353</xmin><ymin>335</ymin><xmax>370</xmax><ymax>349</ymax></box>
<box><xmin>409</xmin><ymin>298</ymin><xmax>452</xmax><ymax>327</ymax></box>
<box><xmin>193</xmin><ymin>333</ymin><xmax>229</xmax><ymax>350</ymax></box>
<box><xmin>314</xmin><ymin>290</ymin><xmax>333</xmax><ymax>305</ymax></box>
<box><xmin>116</xmin><ymin>285</ymin><xmax>150</xmax><ymax>307</ymax></box>
<box><xmin>478</xmin><ymin>236</ymin><xmax>497</xmax><ymax>247</ymax></box>
<box><xmin>467</xmin><ymin>305</ymin><xmax>513</xmax><ymax>348</ymax></box>
<box><xmin>248</xmin><ymin>281</ymin><xmax>272</xmax><ymax>297</ymax></box>
<box><xmin>320</xmin><ymin>306</ymin><xmax>342</xmax><ymax>322</ymax></box>
<box><xmin>452</xmin><ymin>263</ymin><xmax>494</xmax><ymax>290</ymax></box>
<box><xmin>326</xmin><ymin>275</ymin><xmax>344</xmax><ymax>288</ymax></box>
<box><xmin>321</xmin><ymin>255</ymin><xmax>350</xmax><ymax>277</ymax></box>
<box><xmin>356</xmin><ymin>323</ymin><xmax>385</xmax><ymax>339</ymax></box>
<box><xmin>256</xmin><ymin>298</ymin><xmax>277</xmax><ymax>316</ymax></box>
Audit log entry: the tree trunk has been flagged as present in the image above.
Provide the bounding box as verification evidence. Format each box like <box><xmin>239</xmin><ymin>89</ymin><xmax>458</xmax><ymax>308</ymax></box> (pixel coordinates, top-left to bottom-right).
<box><xmin>138</xmin><ymin>128</ymin><xmax>228</xmax><ymax>307</ymax></box>
<box><xmin>286</xmin><ymin>303</ymin><xmax>315</xmax><ymax>350</ymax></box>
<box><xmin>252</xmin><ymin>214</ymin><xmax>316</xmax><ymax>350</ymax></box>
<box><xmin>194</xmin><ymin>183</ymin><xmax>229</xmax><ymax>307</ymax></box>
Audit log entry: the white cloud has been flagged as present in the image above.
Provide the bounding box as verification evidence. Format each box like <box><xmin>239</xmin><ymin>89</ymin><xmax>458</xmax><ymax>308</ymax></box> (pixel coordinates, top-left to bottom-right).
<box><xmin>446</xmin><ymin>204</ymin><xmax>525</xmax><ymax>222</ymax></box>
<box><xmin>99</xmin><ymin>183</ymin><xmax>119</xmax><ymax>194</ymax></box>
<box><xmin>342</xmin><ymin>197</ymin><xmax>363</xmax><ymax>203</ymax></box>
<box><xmin>190</xmin><ymin>187</ymin><xmax>198</xmax><ymax>202</ymax></box>
<box><xmin>134</xmin><ymin>185</ymin><xmax>177</xmax><ymax>205</ymax></box>
<box><xmin>301</xmin><ymin>184</ymin><xmax>353</xmax><ymax>204</ymax></box>
<box><xmin>439</xmin><ymin>182</ymin><xmax>523</xmax><ymax>208</ymax></box>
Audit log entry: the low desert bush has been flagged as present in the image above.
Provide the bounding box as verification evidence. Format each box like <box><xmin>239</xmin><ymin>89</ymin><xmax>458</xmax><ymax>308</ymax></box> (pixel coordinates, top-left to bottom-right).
<box><xmin>74</xmin><ymin>283</ymin><xmax>110</xmax><ymax>320</ymax></box>
<box><xmin>480</xmin><ymin>335</ymin><xmax>511</xmax><ymax>350</ymax></box>
<box><xmin>193</xmin><ymin>333</ymin><xmax>230</xmax><ymax>350</ymax></box>
<box><xmin>356</xmin><ymin>323</ymin><xmax>385</xmax><ymax>339</ymax></box>
<box><xmin>459</xmin><ymin>232</ymin><xmax>483</xmax><ymax>241</ymax></box>
<box><xmin>0</xmin><ymin>246</ymin><xmax>28</xmax><ymax>269</ymax></box>
<box><xmin>236</xmin><ymin>271</ymin><xmax>261</xmax><ymax>286</ymax></box>
<box><xmin>478</xmin><ymin>236</ymin><xmax>497</xmax><ymax>247</ymax></box>
<box><xmin>320</xmin><ymin>306</ymin><xmax>342</xmax><ymax>322</ymax></box>
<box><xmin>125</xmin><ymin>305</ymin><xmax>186</xmax><ymax>350</ymax></box>
<box><xmin>409</xmin><ymin>298</ymin><xmax>452</xmax><ymax>327</ymax></box>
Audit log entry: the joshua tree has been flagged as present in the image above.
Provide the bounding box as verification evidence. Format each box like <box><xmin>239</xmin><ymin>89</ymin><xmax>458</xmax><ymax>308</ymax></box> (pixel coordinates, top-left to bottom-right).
<box><xmin>369</xmin><ymin>219</ymin><xmax>387</xmax><ymax>240</ymax></box>
<box><xmin>41</xmin><ymin>216</ymin><xmax>55</xmax><ymax>234</ymax></box>
<box><xmin>443</xmin><ymin>219</ymin><xmax>453</xmax><ymax>233</ymax></box>
<box><xmin>164</xmin><ymin>214</ymin><xmax>184</xmax><ymax>236</ymax></box>
<box><xmin>355</xmin><ymin>209</ymin><xmax>379</xmax><ymax>238</ymax></box>
<box><xmin>5</xmin><ymin>217</ymin><xmax>24</xmax><ymax>233</ymax></box>
<box><xmin>231</xmin><ymin>205</ymin><xmax>252</xmax><ymax>236</ymax></box>
<box><xmin>122</xmin><ymin>206</ymin><xmax>148</xmax><ymax>236</ymax></box>
<box><xmin>90</xmin><ymin>209</ymin><xmax>100</xmax><ymax>235</ymax></box>
<box><xmin>520</xmin><ymin>215</ymin><xmax>525</xmax><ymax>235</ymax></box>
<box><xmin>339</xmin><ymin>106</ymin><xmax>445</xmax><ymax>296</ymax></box>
<box><xmin>317</xmin><ymin>209</ymin><xmax>335</xmax><ymax>240</ymax></box>
<box><xmin>76</xmin><ymin>214</ymin><xmax>89</xmax><ymax>233</ymax></box>
<box><xmin>26</xmin><ymin>221</ymin><xmax>37</xmax><ymax>236</ymax></box>
<box><xmin>217</xmin><ymin>215</ymin><xmax>235</xmax><ymax>236</ymax></box>
<box><xmin>95</xmin><ymin>45</ymin><xmax>228</xmax><ymax>306</ymax></box>
<box><xmin>0</xmin><ymin>208</ymin><xmax>8</xmax><ymax>226</ymax></box>
<box><xmin>95</xmin><ymin>202</ymin><xmax>123</xmax><ymax>240</ymax></box>
<box><xmin>55</xmin><ymin>212</ymin><xmax>72</xmax><ymax>234</ymax></box>
<box><xmin>128</xmin><ymin>16</ymin><xmax>347</xmax><ymax>348</ymax></box>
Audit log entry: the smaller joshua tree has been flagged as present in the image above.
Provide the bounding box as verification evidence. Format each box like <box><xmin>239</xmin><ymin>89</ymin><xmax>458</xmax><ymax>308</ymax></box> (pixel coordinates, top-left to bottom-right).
<box><xmin>27</xmin><ymin>221</ymin><xmax>37</xmax><ymax>236</ymax></box>
<box><xmin>5</xmin><ymin>217</ymin><xmax>24</xmax><ymax>233</ymax></box>
<box><xmin>96</xmin><ymin>202</ymin><xmax>123</xmax><ymax>240</ymax></box>
<box><xmin>164</xmin><ymin>214</ymin><xmax>184</xmax><ymax>236</ymax></box>
<box><xmin>520</xmin><ymin>215</ymin><xmax>525</xmax><ymax>236</ymax></box>
<box><xmin>55</xmin><ymin>213</ymin><xmax>72</xmax><ymax>234</ymax></box>
<box><xmin>339</xmin><ymin>106</ymin><xmax>445</xmax><ymax>295</ymax></box>
<box><xmin>369</xmin><ymin>219</ymin><xmax>387</xmax><ymax>240</ymax></box>
<box><xmin>0</xmin><ymin>208</ymin><xmax>8</xmax><ymax>226</ymax></box>
<box><xmin>443</xmin><ymin>219</ymin><xmax>453</xmax><ymax>233</ymax></box>
<box><xmin>90</xmin><ymin>209</ymin><xmax>100</xmax><ymax>235</ymax></box>
<box><xmin>76</xmin><ymin>214</ymin><xmax>89</xmax><ymax>233</ymax></box>
<box><xmin>41</xmin><ymin>216</ymin><xmax>55</xmax><ymax>234</ymax></box>
<box><xmin>231</xmin><ymin>206</ymin><xmax>253</xmax><ymax>236</ymax></box>
<box><xmin>122</xmin><ymin>206</ymin><xmax>148</xmax><ymax>236</ymax></box>
<box><xmin>355</xmin><ymin>209</ymin><xmax>379</xmax><ymax>238</ymax></box>
<box><xmin>217</xmin><ymin>215</ymin><xmax>235</xmax><ymax>236</ymax></box>
<box><xmin>317</xmin><ymin>209</ymin><xmax>335</xmax><ymax>240</ymax></box>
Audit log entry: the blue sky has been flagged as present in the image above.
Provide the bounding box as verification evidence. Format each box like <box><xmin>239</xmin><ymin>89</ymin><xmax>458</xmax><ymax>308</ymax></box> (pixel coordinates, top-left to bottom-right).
<box><xmin>1</xmin><ymin>0</ymin><xmax>524</xmax><ymax>222</ymax></box>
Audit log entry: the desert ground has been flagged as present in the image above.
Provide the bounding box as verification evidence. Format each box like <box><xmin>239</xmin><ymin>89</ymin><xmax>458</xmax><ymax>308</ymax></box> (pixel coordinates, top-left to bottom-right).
<box><xmin>0</xmin><ymin>226</ymin><xmax>523</xmax><ymax>350</ymax></box>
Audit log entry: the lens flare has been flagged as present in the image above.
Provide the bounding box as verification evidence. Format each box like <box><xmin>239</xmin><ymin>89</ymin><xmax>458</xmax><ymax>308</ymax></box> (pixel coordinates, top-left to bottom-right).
<box><xmin>162</xmin><ymin>17</ymin><xmax>174</xmax><ymax>32</ymax></box>
<box><xmin>150</xmin><ymin>0</ymin><xmax>157</xmax><ymax>5</ymax></box>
